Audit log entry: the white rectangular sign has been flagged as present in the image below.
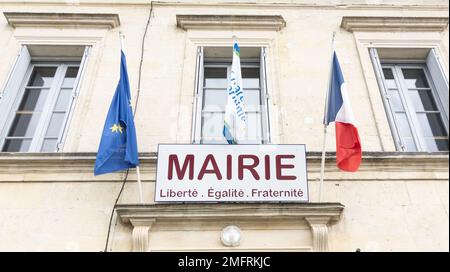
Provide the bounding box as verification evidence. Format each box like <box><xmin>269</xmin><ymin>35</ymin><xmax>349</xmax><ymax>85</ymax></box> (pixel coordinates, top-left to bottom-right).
<box><xmin>155</xmin><ymin>144</ymin><xmax>309</xmax><ymax>202</ymax></box>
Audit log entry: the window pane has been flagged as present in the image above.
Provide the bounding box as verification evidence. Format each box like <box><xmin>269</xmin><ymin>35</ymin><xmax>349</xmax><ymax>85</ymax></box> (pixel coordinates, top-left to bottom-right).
<box><xmin>242</xmin><ymin>68</ymin><xmax>260</xmax><ymax>88</ymax></box>
<box><xmin>201</xmin><ymin>138</ymin><xmax>228</xmax><ymax>144</ymax></box>
<box><xmin>246</xmin><ymin>112</ymin><xmax>262</xmax><ymax>141</ymax></box>
<box><xmin>203</xmin><ymin>105</ymin><xmax>225</xmax><ymax>112</ymax></box>
<box><xmin>2</xmin><ymin>139</ymin><xmax>32</xmax><ymax>152</ymax></box>
<box><xmin>395</xmin><ymin>112</ymin><xmax>414</xmax><ymax>138</ymax></box>
<box><xmin>402</xmin><ymin>137</ymin><xmax>417</xmax><ymax>152</ymax></box>
<box><xmin>242</xmin><ymin>68</ymin><xmax>259</xmax><ymax>78</ymax></box>
<box><xmin>61</xmin><ymin>67</ymin><xmax>79</xmax><ymax>88</ymax></box>
<box><xmin>424</xmin><ymin>138</ymin><xmax>449</xmax><ymax>152</ymax></box>
<box><xmin>204</xmin><ymin>89</ymin><xmax>227</xmax><ymax>107</ymax></box>
<box><xmin>41</xmin><ymin>139</ymin><xmax>58</xmax><ymax>152</ymax></box>
<box><xmin>387</xmin><ymin>90</ymin><xmax>404</xmax><ymax>112</ymax></box>
<box><xmin>416</xmin><ymin>113</ymin><xmax>447</xmax><ymax>137</ymax></box>
<box><xmin>18</xmin><ymin>88</ymin><xmax>49</xmax><ymax>111</ymax></box>
<box><xmin>382</xmin><ymin>68</ymin><xmax>398</xmax><ymax>89</ymax></box>
<box><xmin>201</xmin><ymin>112</ymin><xmax>224</xmax><ymax>138</ymax></box>
<box><xmin>205</xmin><ymin>78</ymin><xmax>227</xmax><ymax>89</ymax></box>
<box><xmin>7</xmin><ymin>113</ymin><xmax>41</xmax><ymax>137</ymax></box>
<box><xmin>45</xmin><ymin>113</ymin><xmax>66</xmax><ymax>137</ymax></box>
<box><xmin>244</xmin><ymin>89</ymin><xmax>261</xmax><ymax>106</ymax></box>
<box><xmin>54</xmin><ymin>88</ymin><xmax>73</xmax><ymax>112</ymax></box>
<box><xmin>27</xmin><ymin>67</ymin><xmax>57</xmax><ymax>87</ymax></box>
<box><xmin>201</xmin><ymin>111</ymin><xmax>228</xmax><ymax>144</ymax></box>
<box><xmin>204</xmin><ymin>68</ymin><xmax>227</xmax><ymax>88</ymax></box>
<box><xmin>243</xmin><ymin>78</ymin><xmax>260</xmax><ymax>89</ymax></box>
<box><xmin>408</xmin><ymin>89</ymin><xmax>438</xmax><ymax>111</ymax></box>
<box><xmin>401</xmin><ymin>68</ymin><xmax>430</xmax><ymax>88</ymax></box>
<box><xmin>204</xmin><ymin>88</ymin><xmax>261</xmax><ymax>107</ymax></box>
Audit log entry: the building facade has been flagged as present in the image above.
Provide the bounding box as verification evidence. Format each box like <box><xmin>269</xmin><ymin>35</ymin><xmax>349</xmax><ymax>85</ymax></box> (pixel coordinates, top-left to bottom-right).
<box><xmin>0</xmin><ymin>0</ymin><xmax>448</xmax><ymax>252</ymax></box>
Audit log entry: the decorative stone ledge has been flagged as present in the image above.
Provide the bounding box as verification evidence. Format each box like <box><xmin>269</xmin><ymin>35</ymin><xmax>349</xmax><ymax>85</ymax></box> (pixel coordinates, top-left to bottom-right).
<box><xmin>116</xmin><ymin>203</ymin><xmax>344</xmax><ymax>252</ymax></box>
<box><xmin>116</xmin><ymin>203</ymin><xmax>344</xmax><ymax>223</ymax></box>
<box><xmin>176</xmin><ymin>15</ymin><xmax>286</xmax><ymax>31</ymax></box>
<box><xmin>0</xmin><ymin>152</ymin><xmax>447</xmax><ymax>182</ymax></box>
<box><xmin>3</xmin><ymin>12</ymin><xmax>121</xmax><ymax>29</ymax></box>
<box><xmin>341</xmin><ymin>16</ymin><xmax>449</xmax><ymax>32</ymax></box>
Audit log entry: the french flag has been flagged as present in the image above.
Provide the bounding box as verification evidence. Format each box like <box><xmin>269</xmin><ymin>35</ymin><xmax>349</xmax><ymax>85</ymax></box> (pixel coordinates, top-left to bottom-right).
<box><xmin>325</xmin><ymin>52</ymin><xmax>362</xmax><ymax>172</ymax></box>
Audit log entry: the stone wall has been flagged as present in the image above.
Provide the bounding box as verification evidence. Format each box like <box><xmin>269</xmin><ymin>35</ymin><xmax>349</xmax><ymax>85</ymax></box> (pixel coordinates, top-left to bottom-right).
<box><xmin>0</xmin><ymin>0</ymin><xmax>448</xmax><ymax>251</ymax></box>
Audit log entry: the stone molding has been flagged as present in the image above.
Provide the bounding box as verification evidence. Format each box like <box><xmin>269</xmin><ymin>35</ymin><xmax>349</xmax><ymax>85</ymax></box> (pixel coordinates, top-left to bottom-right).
<box><xmin>3</xmin><ymin>12</ymin><xmax>121</xmax><ymax>29</ymax></box>
<box><xmin>341</xmin><ymin>16</ymin><xmax>449</xmax><ymax>32</ymax></box>
<box><xmin>176</xmin><ymin>15</ymin><xmax>286</xmax><ymax>31</ymax></box>
<box><xmin>1</xmin><ymin>1</ymin><xmax>447</xmax><ymax>11</ymax></box>
<box><xmin>116</xmin><ymin>203</ymin><xmax>344</xmax><ymax>252</ymax></box>
<box><xmin>116</xmin><ymin>203</ymin><xmax>344</xmax><ymax>222</ymax></box>
<box><xmin>0</xmin><ymin>152</ymin><xmax>447</xmax><ymax>182</ymax></box>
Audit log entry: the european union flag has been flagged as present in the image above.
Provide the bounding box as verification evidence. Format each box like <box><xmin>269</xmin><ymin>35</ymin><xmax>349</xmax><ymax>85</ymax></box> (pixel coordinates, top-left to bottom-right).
<box><xmin>94</xmin><ymin>51</ymin><xmax>139</xmax><ymax>175</ymax></box>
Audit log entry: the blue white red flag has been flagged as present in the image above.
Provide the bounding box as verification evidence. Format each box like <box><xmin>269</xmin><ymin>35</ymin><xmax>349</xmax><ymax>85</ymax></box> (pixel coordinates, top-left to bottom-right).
<box><xmin>325</xmin><ymin>52</ymin><xmax>362</xmax><ymax>172</ymax></box>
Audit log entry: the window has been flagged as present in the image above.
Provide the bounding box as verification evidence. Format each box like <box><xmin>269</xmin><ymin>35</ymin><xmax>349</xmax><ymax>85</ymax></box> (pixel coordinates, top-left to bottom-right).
<box><xmin>0</xmin><ymin>45</ymin><xmax>89</xmax><ymax>152</ymax></box>
<box><xmin>192</xmin><ymin>46</ymin><xmax>271</xmax><ymax>144</ymax></box>
<box><xmin>370</xmin><ymin>48</ymin><xmax>449</xmax><ymax>152</ymax></box>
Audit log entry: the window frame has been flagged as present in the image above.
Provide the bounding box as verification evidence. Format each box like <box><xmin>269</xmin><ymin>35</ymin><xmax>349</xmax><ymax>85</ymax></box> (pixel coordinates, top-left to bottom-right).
<box><xmin>191</xmin><ymin>46</ymin><xmax>271</xmax><ymax>144</ymax></box>
<box><xmin>0</xmin><ymin>45</ymin><xmax>90</xmax><ymax>152</ymax></box>
<box><xmin>350</xmin><ymin>25</ymin><xmax>450</xmax><ymax>152</ymax></box>
<box><xmin>378</xmin><ymin>60</ymin><xmax>449</xmax><ymax>152</ymax></box>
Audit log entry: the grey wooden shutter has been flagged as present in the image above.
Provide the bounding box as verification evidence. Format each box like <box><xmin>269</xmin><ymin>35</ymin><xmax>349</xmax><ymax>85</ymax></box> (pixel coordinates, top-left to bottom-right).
<box><xmin>0</xmin><ymin>45</ymin><xmax>31</xmax><ymax>145</ymax></box>
<box><xmin>192</xmin><ymin>46</ymin><xmax>204</xmax><ymax>144</ymax></box>
<box><xmin>426</xmin><ymin>48</ymin><xmax>449</xmax><ymax>119</ymax></box>
<box><xmin>369</xmin><ymin>47</ymin><xmax>404</xmax><ymax>151</ymax></box>
<box><xmin>260</xmin><ymin>47</ymin><xmax>271</xmax><ymax>143</ymax></box>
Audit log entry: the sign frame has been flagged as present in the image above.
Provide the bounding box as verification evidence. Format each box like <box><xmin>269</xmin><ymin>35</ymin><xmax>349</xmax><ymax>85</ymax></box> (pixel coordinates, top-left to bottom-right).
<box><xmin>154</xmin><ymin>144</ymin><xmax>310</xmax><ymax>203</ymax></box>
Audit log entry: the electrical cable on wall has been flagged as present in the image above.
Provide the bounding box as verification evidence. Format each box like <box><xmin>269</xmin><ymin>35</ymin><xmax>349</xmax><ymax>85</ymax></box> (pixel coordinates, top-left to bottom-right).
<box><xmin>103</xmin><ymin>1</ymin><xmax>154</xmax><ymax>252</ymax></box>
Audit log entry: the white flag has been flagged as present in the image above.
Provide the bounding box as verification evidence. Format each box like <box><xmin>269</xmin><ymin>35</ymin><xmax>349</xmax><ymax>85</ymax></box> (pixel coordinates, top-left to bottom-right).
<box><xmin>223</xmin><ymin>41</ymin><xmax>246</xmax><ymax>144</ymax></box>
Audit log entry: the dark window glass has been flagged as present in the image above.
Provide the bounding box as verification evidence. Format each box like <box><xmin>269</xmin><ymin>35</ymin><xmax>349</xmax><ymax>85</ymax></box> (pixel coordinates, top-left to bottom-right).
<box><xmin>402</xmin><ymin>68</ymin><xmax>430</xmax><ymax>88</ymax></box>
<box><xmin>27</xmin><ymin>67</ymin><xmax>57</xmax><ymax>87</ymax></box>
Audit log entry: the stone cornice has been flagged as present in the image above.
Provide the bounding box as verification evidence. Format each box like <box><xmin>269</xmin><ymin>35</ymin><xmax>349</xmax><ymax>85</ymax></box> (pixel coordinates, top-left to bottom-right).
<box><xmin>116</xmin><ymin>202</ymin><xmax>344</xmax><ymax>224</ymax></box>
<box><xmin>3</xmin><ymin>12</ymin><xmax>121</xmax><ymax>29</ymax></box>
<box><xmin>116</xmin><ymin>202</ymin><xmax>344</xmax><ymax>252</ymax></box>
<box><xmin>341</xmin><ymin>16</ymin><xmax>449</xmax><ymax>32</ymax></box>
<box><xmin>176</xmin><ymin>15</ymin><xmax>286</xmax><ymax>31</ymax></box>
<box><xmin>0</xmin><ymin>1</ymin><xmax>448</xmax><ymax>12</ymax></box>
<box><xmin>0</xmin><ymin>152</ymin><xmax>447</xmax><ymax>182</ymax></box>
<box><xmin>0</xmin><ymin>151</ymin><xmax>447</xmax><ymax>166</ymax></box>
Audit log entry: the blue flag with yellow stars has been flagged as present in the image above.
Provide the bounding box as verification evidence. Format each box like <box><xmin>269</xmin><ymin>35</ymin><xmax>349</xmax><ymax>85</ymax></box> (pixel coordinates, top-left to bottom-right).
<box><xmin>94</xmin><ymin>51</ymin><xmax>139</xmax><ymax>175</ymax></box>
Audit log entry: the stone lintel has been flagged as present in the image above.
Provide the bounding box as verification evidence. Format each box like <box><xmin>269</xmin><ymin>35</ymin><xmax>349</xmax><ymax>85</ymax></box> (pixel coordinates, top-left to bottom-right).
<box><xmin>4</xmin><ymin>12</ymin><xmax>121</xmax><ymax>29</ymax></box>
<box><xmin>341</xmin><ymin>16</ymin><xmax>449</xmax><ymax>32</ymax></box>
<box><xmin>176</xmin><ymin>15</ymin><xmax>286</xmax><ymax>31</ymax></box>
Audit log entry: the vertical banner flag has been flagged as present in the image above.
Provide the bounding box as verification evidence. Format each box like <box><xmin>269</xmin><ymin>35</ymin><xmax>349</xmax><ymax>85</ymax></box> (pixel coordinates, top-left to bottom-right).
<box><xmin>223</xmin><ymin>41</ymin><xmax>246</xmax><ymax>144</ymax></box>
<box><xmin>325</xmin><ymin>52</ymin><xmax>362</xmax><ymax>172</ymax></box>
<box><xmin>94</xmin><ymin>51</ymin><xmax>139</xmax><ymax>175</ymax></box>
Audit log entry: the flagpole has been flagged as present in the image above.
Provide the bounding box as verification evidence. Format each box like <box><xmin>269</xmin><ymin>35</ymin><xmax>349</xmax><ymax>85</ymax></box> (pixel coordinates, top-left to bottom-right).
<box><xmin>318</xmin><ymin>31</ymin><xmax>336</xmax><ymax>202</ymax></box>
<box><xmin>119</xmin><ymin>32</ymin><xmax>125</xmax><ymax>51</ymax></box>
<box><xmin>136</xmin><ymin>166</ymin><xmax>144</xmax><ymax>204</ymax></box>
<box><xmin>120</xmin><ymin>31</ymin><xmax>144</xmax><ymax>204</ymax></box>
